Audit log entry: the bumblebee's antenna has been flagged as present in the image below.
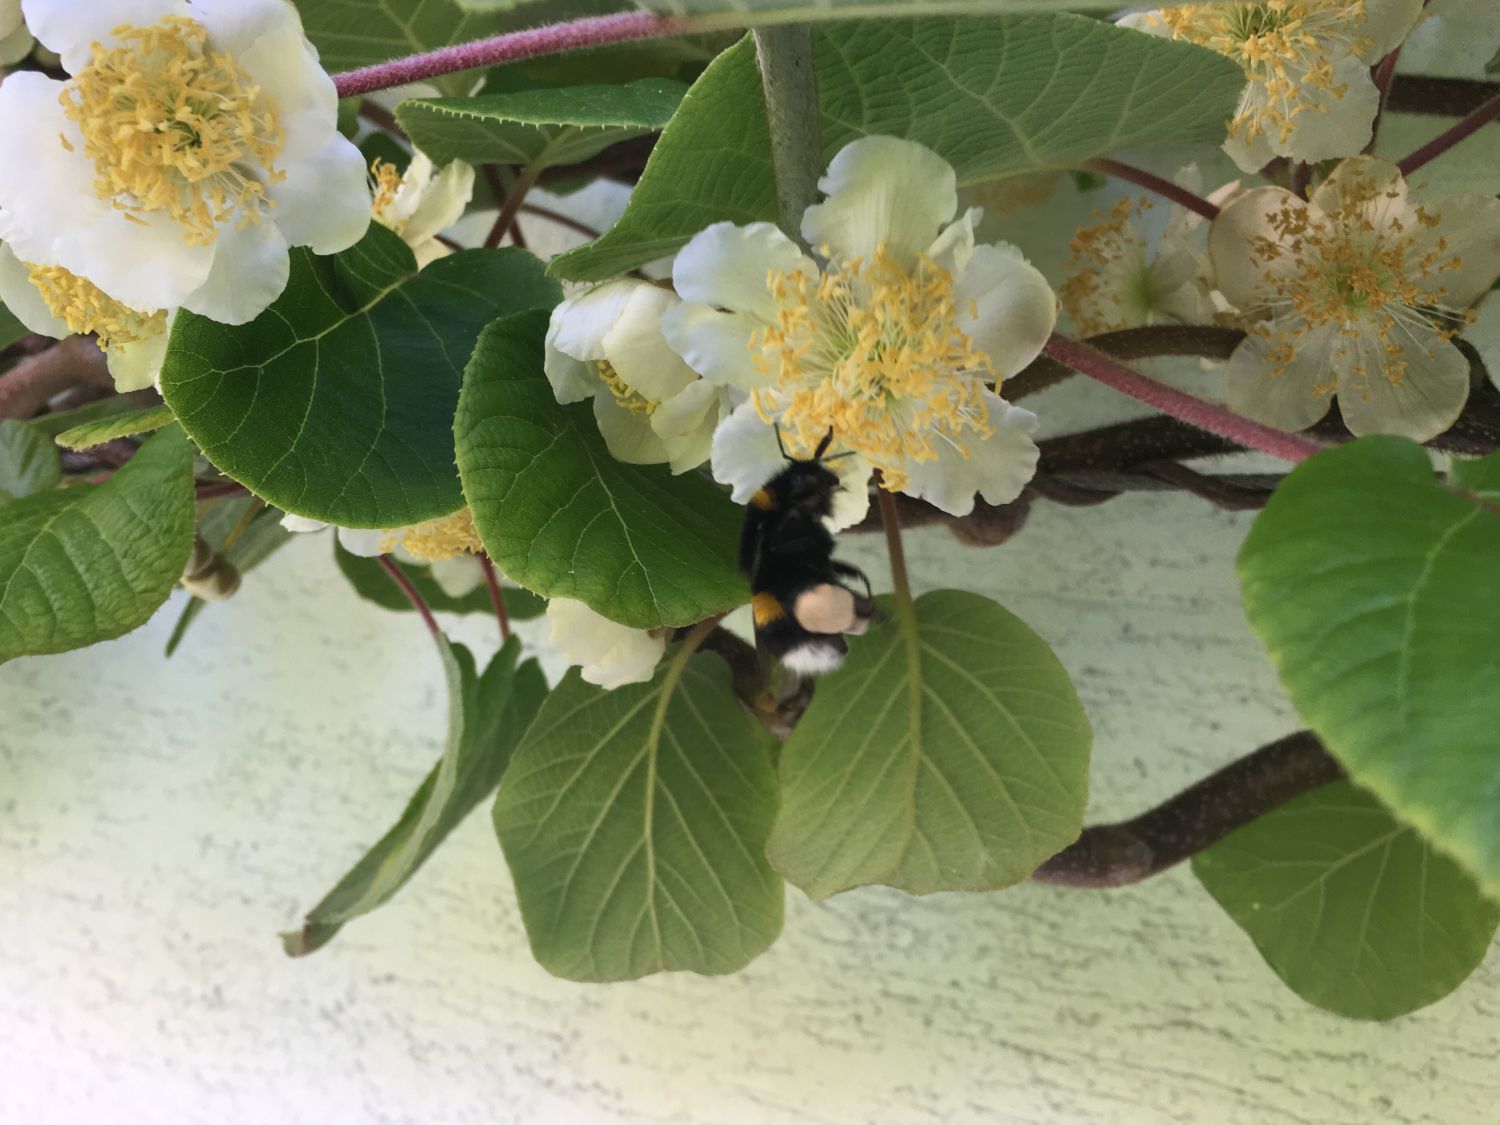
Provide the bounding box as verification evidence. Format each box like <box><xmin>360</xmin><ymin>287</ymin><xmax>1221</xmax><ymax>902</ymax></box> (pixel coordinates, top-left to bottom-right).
<box><xmin>814</xmin><ymin>428</ymin><xmax>834</xmax><ymax>460</ymax></box>
<box><xmin>774</xmin><ymin>423</ymin><xmax>790</xmax><ymax>462</ymax></box>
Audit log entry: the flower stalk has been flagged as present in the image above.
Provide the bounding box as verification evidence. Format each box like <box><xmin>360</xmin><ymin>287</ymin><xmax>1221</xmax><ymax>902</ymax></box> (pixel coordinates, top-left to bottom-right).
<box><xmin>376</xmin><ymin>555</ymin><xmax>441</xmax><ymax>640</ymax></box>
<box><xmin>1085</xmin><ymin>159</ymin><xmax>1221</xmax><ymax>221</ymax></box>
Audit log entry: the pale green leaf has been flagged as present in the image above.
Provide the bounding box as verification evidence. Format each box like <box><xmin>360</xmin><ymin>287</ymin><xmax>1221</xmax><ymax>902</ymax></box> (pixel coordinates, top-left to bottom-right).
<box><xmin>0</xmin><ymin>419</ymin><xmax>61</xmax><ymax>503</ymax></box>
<box><xmin>54</xmin><ymin>404</ymin><xmax>176</xmax><ymax>451</ymax></box>
<box><xmin>285</xmin><ymin>635</ymin><xmax>548</xmax><ymax>955</ymax></box>
<box><xmin>769</xmin><ymin>590</ymin><xmax>1092</xmax><ymax>899</ymax></box>
<box><xmin>396</xmin><ymin>79</ymin><xmax>686</xmax><ymax>169</ymax></box>
<box><xmin>454</xmin><ymin>312</ymin><xmax>745</xmax><ymax>629</ymax></box>
<box><xmin>551</xmin><ymin>15</ymin><xmax>1245</xmax><ymax>280</ymax></box>
<box><xmin>0</xmin><ymin>426</ymin><xmax>195</xmax><ymax>663</ymax></box>
<box><xmin>494</xmin><ymin>652</ymin><xmax>783</xmax><ymax>981</ymax></box>
<box><xmin>1238</xmin><ymin>439</ymin><xmax>1500</xmax><ymax>895</ymax></box>
<box><xmin>1195</xmin><ymin>780</ymin><xmax>1500</xmax><ymax>1020</ymax></box>
<box><xmin>159</xmin><ymin>224</ymin><xmax>559</xmax><ymax>530</ymax></box>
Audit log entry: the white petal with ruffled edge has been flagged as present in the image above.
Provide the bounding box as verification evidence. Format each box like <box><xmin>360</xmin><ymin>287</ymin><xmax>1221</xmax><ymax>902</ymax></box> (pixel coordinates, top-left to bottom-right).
<box><xmin>180</xmin><ymin>218</ymin><xmax>290</xmax><ymax>324</ymax></box>
<box><xmin>926</xmin><ymin>206</ymin><xmax>981</xmax><ymax>277</ymax></box>
<box><xmin>659</xmin><ymin>302</ymin><xmax>767</xmax><ymax>392</ymax></box>
<box><xmin>600</xmin><ymin>284</ymin><xmax>699</xmax><ymax>403</ymax></box>
<box><xmin>954</xmin><ymin>243</ymin><xmax>1057</xmax><ymax>379</ymax></box>
<box><xmin>671</xmin><ymin>221</ymin><xmax>810</xmax><ymax>320</ymax></box>
<box><xmin>1356</xmin><ymin>0</ymin><xmax>1426</xmax><ymax>61</ymax></box>
<box><xmin>0</xmin><ymin>242</ymin><xmax>68</xmax><ymax>338</ymax></box>
<box><xmin>23</xmin><ymin>0</ymin><xmax>185</xmax><ymax>70</ymax></box>
<box><xmin>1279</xmin><ymin>56</ymin><xmax>1382</xmax><ymax>164</ymax></box>
<box><xmin>549</xmin><ymin>280</ymin><xmax>642</xmax><ymax>363</ymax></box>
<box><xmin>401</xmin><ymin>160</ymin><xmax>474</xmax><ymax>249</ymax></box>
<box><xmin>1208</xmin><ymin>187</ymin><xmax>1314</xmax><ymax>310</ymax></box>
<box><xmin>266</xmin><ymin>124</ymin><xmax>372</xmax><ymax>255</ymax></box>
<box><xmin>547</xmin><ymin>598</ymin><xmax>665</xmax><ymax>689</ymax></box>
<box><xmin>801</xmin><ymin>137</ymin><xmax>956</xmax><ymax>268</ymax></box>
<box><xmin>0</xmin><ymin>75</ymin><xmax>111</xmax><ymax>257</ymax></box>
<box><xmin>104</xmin><ymin>314</ymin><xmax>172</xmax><ymax>392</ymax></box>
<box><xmin>898</xmin><ymin>393</ymin><xmax>1038</xmax><ymax>516</ymax></box>
<box><xmin>649</xmin><ymin>380</ymin><xmax>723</xmax><ymax>474</ymax></box>
<box><xmin>1411</xmin><ymin>193</ymin><xmax>1500</xmax><ymax>307</ymax></box>
<box><xmin>1224</xmin><ymin>325</ymin><xmax>1337</xmax><ymax>433</ymax></box>
<box><xmin>1335</xmin><ymin>323</ymin><xmax>1470</xmax><ymax>441</ymax></box>
<box><xmin>593</xmin><ymin>395</ymin><xmax>669</xmax><ymax>465</ymax></box>
<box><xmin>336</xmin><ymin>527</ymin><xmax>385</xmax><ymax>557</ymax></box>
<box><xmin>428</xmin><ymin>555</ymin><xmax>486</xmax><ymax>599</ymax></box>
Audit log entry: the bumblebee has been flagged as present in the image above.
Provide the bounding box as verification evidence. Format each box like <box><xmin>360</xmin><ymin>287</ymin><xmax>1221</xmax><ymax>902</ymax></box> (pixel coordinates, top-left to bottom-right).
<box><xmin>739</xmin><ymin>431</ymin><xmax>877</xmax><ymax>675</ymax></box>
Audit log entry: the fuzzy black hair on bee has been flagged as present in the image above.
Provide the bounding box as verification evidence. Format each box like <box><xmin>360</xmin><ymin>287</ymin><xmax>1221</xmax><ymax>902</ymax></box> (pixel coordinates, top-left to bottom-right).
<box><xmin>739</xmin><ymin>429</ymin><xmax>877</xmax><ymax>675</ymax></box>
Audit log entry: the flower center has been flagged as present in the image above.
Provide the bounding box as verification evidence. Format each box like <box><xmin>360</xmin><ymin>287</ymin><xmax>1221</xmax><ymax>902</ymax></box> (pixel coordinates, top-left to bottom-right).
<box><xmin>595</xmin><ymin>360</ymin><xmax>656</xmax><ymax>416</ymax></box>
<box><xmin>1060</xmin><ymin>196</ymin><xmax>1161</xmax><ymax>335</ymax></box>
<box><xmin>382</xmin><ymin>508</ymin><xmax>484</xmax><ymax>561</ymax></box>
<box><xmin>370</xmin><ymin>158</ymin><xmax>405</xmax><ymax>227</ymax></box>
<box><xmin>62</xmin><ymin>16</ymin><xmax>286</xmax><ymax>245</ymax></box>
<box><xmin>752</xmin><ymin>246</ymin><xmax>993</xmax><ymax>492</ymax></box>
<box><xmin>25</xmin><ymin>261</ymin><xmax>167</xmax><ymax>351</ymax></box>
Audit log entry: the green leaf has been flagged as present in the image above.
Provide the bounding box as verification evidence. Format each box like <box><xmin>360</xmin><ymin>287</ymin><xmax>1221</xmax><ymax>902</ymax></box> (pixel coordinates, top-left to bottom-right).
<box><xmin>285</xmin><ymin>635</ymin><xmax>548</xmax><ymax>955</ymax></box>
<box><xmin>551</xmin><ymin>15</ymin><xmax>1245</xmax><ymax>280</ymax></box>
<box><xmin>494</xmin><ymin>651</ymin><xmax>782</xmax><ymax>980</ymax></box>
<box><xmin>769</xmin><ymin>589</ymin><xmax>1092</xmax><ymax>899</ymax></box>
<box><xmin>54</xmin><ymin>404</ymin><xmax>176</xmax><ymax>451</ymax></box>
<box><xmin>1238</xmin><ymin>439</ymin><xmax>1500</xmax><ymax>895</ymax></box>
<box><xmin>0</xmin><ymin>419</ymin><xmax>61</xmax><ymax>503</ymax></box>
<box><xmin>164</xmin><ymin>499</ymin><xmax>293</xmax><ymax>657</ymax></box>
<box><xmin>333</xmin><ymin>537</ymin><xmax>545</xmax><ymax>620</ymax></box>
<box><xmin>0</xmin><ymin>426</ymin><xmax>195</xmax><ymax>663</ymax></box>
<box><xmin>396</xmin><ymin>78</ymin><xmax>687</xmax><ymax>169</ymax></box>
<box><xmin>454</xmin><ymin>312</ymin><xmax>745</xmax><ymax>629</ymax></box>
<box><xmin>160</xmin><ymin>224</ymin><xmax>560</xmax><ymax>530</ymax></box>
<box><xmin>25</xmin><ymin>394</ymin><xmax>138</xmax><ymax>439</ymax></box>
<box><xmin>1195</xmin><ymin>780</ymin><xmax>1500</xmax><ymax>1020</ymax></box>
<box><xmin>0</xmin><ymin>299</ymin><xmax>28</xmax><ymax>352</ymax></box>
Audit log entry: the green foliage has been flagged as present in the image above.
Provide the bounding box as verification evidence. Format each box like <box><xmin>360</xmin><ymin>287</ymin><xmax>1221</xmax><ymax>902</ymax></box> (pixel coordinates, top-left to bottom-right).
<box><xmin>160</xmin><ymin>225</ymin><xmax>559</xmax><ymax>530</ymax></box>
<box><xmin>1238</xmin><ymin>439</ymin><xmax>1500</xmax><ymax>897</ymax></box>
<box><xmin>454</xmin><ymin>312</ymin><xmax>745</xmax><ymax>629</ymax></box>
<box><xmin>0</xmin><ymin>299</ymin><xmax>27</xmax><ymax>352</ymax></box>
<box><xmin>25</xmin><ymin>395</ymin><xmax>138</xmax><ymax>439</ymax></box>
<box><xmin>54</xmin><ymin>404</ymin><xmax>176</xmax><ymax>451</ymax></box>
<box><xmin>0</xmin><ymin>419</ymin><xmax>60</xmax><ymax>503</ymax></box>
<box><xmin>551</xmin><ymin>15</ymin><xmax>1245</xmax><ymax>280</ymax></box>
<box><xmin>1195</xmin><ymin>781</ymin><xmax>1500</xmax><ymax>1020</ymax></box>
<box><xmin>494</xmin><ymin>651</ymin><xmax>782</xmax><ymax>980</ymax></box>
<box><xmin>0</xmin><ymin>427</ymin><xmax>195</xmax><ymax>664</ymax></box>
<box><xmin>285</xmin><ymin>635</ymin><xmax>548</xmax><ymax>955</ymax></box>
<box><xmin>769</xmin><ymin>590</ymin><xmax>1092</xmax><ymax>899</ymax></box>
<box><xmin>333</xmin><ymin>538</ymin><xmax>545</xmax><ymax>620</ymax></box>
<box><xmin>396</xmin><ymin>79</ymin><xmax>686</xmax><ymax>169</ymax></box>
<box><xmin>294</xmin><ymin>0</ymin><xmax>511</xmax><ymax>95</ymax></box>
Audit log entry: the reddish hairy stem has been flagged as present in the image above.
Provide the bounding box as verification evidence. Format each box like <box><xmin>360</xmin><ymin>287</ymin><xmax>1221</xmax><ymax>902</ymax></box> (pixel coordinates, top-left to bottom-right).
<box><xmin>1040</xmin><ymin>333</ymin><xmax>1322</xmax><ymax>465</ymax></box>
<box><xmin>376</xmin><ymin>555</ymin><xmax>441</xmax><ymax>640</ymax></box>
<box><xmin>331</xmin><ymin>12</ymin><xmax>683</xmax><ymax>98</ymax></box>
<box><xmin>1397</xmin><ymin>90</ymin><xmax>1500</xmax><ymax>176</ymax></box>
<box><xmin>1085</xmin><ymin>159</ymin><xmax>1220</xmax><ymax>221</ymax></box>
<box><xmin>485</xmin><ymin>162</ymin><xmax>542</xmax><ymax>250</ymax></box>
<box><xmin>479</xmin><ymin>555</ymin><xmax>511</xmax><ymax>642</ymax></box>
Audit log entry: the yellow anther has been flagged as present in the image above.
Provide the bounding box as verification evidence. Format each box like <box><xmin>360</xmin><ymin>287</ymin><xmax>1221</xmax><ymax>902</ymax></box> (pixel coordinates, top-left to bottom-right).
<box><xmin>25</xmin><ymin>261</ymin><xmax>166</xmax><ymax>350</ymax></box>
<box><xmin>370</xmin><ymin>158</ymin><xmax>404</xmax><ymax>224</ymax></box>
<box><xmin>594</xmin><ymin>359</ymin><xmax>657</xmax><ymax>416</ymax></box>
<box><xmin>382</xmin><ymin>508</ymin><xmax>484</xmax><ymax>561</ymax></box>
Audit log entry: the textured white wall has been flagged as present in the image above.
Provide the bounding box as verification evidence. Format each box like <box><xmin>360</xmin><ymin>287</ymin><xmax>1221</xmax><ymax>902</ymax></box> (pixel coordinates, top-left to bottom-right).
<box><xmin>2</xmin><ymin>482</ymin><xmax>1496</xmax><ymax>1125</ymax></box>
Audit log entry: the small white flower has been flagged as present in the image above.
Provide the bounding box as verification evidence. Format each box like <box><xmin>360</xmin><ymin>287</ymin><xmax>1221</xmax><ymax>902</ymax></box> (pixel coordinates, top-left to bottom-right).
<box><xmin>661</xmin><ymin>136</ymin><xmax>1053</xmax><ymax>523</ymax></box>
<box><xmin>1209</xmin><ymin>156</ymin><xmax>1500</xmax><ymax>440</ymax></box>
<box><xmin>0</xmin><ymin>0</ymin><xmax>32</xmax><ymax>65</ymax></box>
<box><xmin>371</xmin><ymin>151</ymin><xmax>475</xmax><ymax>268</ymax></box>
<box><xmin>546</xmin><ymin>598</ymin><xmax>666</xmax><ymax>690</ymax></box>
<box><xmin>545</xmin><ymin>278</ymin><xmax>731</xmax><ymax>474</ymax></box>
<box><xmin>1123</xmin><ymin>1</ymin><xmax>1424</xmax><ymax>172</ymax></box>
<box><xmin>0</xmin><ymin>0</ymin><xmax>370</xmax><ymax>333</ymax></box>
<box><xmin>283</xmin><ymin>508</ymin><xmax>488</xmax><ymax>597</ymax></box>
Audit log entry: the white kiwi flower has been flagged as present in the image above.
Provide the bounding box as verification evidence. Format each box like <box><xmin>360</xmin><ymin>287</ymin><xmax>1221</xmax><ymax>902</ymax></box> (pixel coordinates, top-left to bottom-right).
<box><xmin>1209</xmin><ymin>156</ymin><xmax>1500</xmax><ymax>440</ymax></box>
<box><xmin>546</xmin><ymin>598</ymin><xmax>666</xmax><ymax>689</ymax></box>
<box><xmin>283</xmin><ymin>509</ymin><xmax>488</xmax><ymax>598</ymax></box>
<box><xmin>0</xmin><ymin>0</ymin><xmax>370</xmax><ymax>344</ymax></box>
<box><xmin>545</xmin><ymin>278</ymin><xmax>731</xmax><ymax>473</ymax></box>
<box><xmin>370</xmin><ymin>151</ymin><xmax>475</xmax><ymax>268</ymax></box>
<box><xmin>660</xmin><ymin>136</ymin><xmax>1053</xmax><ymax>525</ymax></box>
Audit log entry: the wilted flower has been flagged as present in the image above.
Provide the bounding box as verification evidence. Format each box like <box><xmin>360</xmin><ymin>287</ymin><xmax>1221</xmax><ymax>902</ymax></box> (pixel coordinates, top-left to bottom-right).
<box><xmin>545</xmin><ymin>279</ymin><xmax>731</xmax><ymax>473</ymax></box>
<box><xmin>662</xmin><ymin>136</ymin><xmax>1052</xmax><ymax>524</ymax></box>
<box><xmin>546</xmin><ymin>598</ymin><xmax>666</xmax><ymax>689</ymax></box>
<box><xmin>1209</xmin><ymin>156</ymin><xmax>1500</xmax><ymax>439</ymax></box>
<box><xmin>1122</xmin><ymin>1</ymin><xmax>1423</xmax><ymax>172</ymax></box>
<box><xmin>370</xmin><ymin>151</ymin><xmax>475</xmax><ymax>268</ymax></box>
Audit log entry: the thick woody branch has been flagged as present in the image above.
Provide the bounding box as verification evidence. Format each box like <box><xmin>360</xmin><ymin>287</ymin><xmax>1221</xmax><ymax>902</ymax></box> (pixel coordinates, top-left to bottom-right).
<box><xmin>0</xmin><ymin>336</ymin><xmax>113</xmax><ymax>419</ymax></box>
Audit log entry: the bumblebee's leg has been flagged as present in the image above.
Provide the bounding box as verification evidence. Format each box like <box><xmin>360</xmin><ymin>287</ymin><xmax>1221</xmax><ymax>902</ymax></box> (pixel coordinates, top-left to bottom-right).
<box><xmin>830</xmin><ymin>560</ymin><xmax>874</xmax><ymax>602</ymax></box>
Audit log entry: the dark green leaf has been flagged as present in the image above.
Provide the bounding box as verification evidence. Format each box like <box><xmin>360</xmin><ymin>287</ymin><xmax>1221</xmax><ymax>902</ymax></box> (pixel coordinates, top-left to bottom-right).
<box><xmin>769</xmin><ymin>590</ymin><xmax>1092</xmax><ymax>898</ymax></box>
<box><xmin>494</xmin><ymin>651</ymin><xmax>782</xmax><ymax>980</ymax></box>
<box><xmin>54</xmin><ymin>404</ymin><xmax>176</xmax><ymax>451</ymax></box>
<box><xmin>333</xmin><ymin>537</ymin><xmax>545</xmax><ymax>620</ymax></box>
<box><xmin>455</xmin><ymin>312</ymin><xmax>745</xmax><ymax>629</ymax></box>
<box><xmin>1238</xmin><ymin>439</ymin><xmax>1500</xmax><ymax>895</ymax></box>
<box><xmin>1195</xmin><ymin>780</ymin><xmax>1500</xmax><ymax>1020</ymax></box>
<box><xmin>0</xmin><ymin>426</ymin><xmax>195</xmax><ymax>663</ymax></box>
<box><xmin>0</xmin><ymin>419</ymin><xmax>61</xmax><ymax>503</ymax></box>
<box><xmin>160</xmin><ymin>224</ymin><xmax>559</xmax><ymax>530</ymax></box>
<box><xmin>285</xmin><ymin>635</ymin><xmax>548</xmax><ymax>955</ymax></box>
<box><xmin>0</xmin><ymin>299</ymin><xmax>28</xmax><ymax>352</ymax></box>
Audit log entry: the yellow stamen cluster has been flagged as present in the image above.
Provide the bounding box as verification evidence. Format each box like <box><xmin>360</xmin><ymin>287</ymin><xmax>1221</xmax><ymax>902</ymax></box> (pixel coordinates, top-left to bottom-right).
<box><xmin>752</xmin><ymin>246</ymin><xmax>993</xmax><ymax>492</ymax></box>
<box><xmin>1060</xmin><ymin>196</ymin><xmax>1157</xmax><ymax>335</ymax></box>
<box><xmin>1240</xmin><ymin>173</ymin><xmax>1466</xmax><ymax>394</ymax></box>
<box><xmin>25</xmin><ymin>261</ymin><xmax>166</xmax><ymax>350</ymax></box>
<box><xmin>595</xmin><ymin>359</ymin><xmax>656</xmax><ymax>416</ymax></box>
<box><xmin>383</xmin><ymin>508</ymin><xmax>484</xmax><ymax>561</ymax></box>
<box><xmin>1154</xmin><ymin>2</ymin><xmax>1371</xmax><ymax>145</ymax></box>
<box><xmin>62</xmin><ymin>16</ymin><xmax>286</xmax><ymax>245</ymax></box>
<box><xmin>370</xmin><ymin>159</ymin><xmax>405</xmax><ymax>226</ymax></box>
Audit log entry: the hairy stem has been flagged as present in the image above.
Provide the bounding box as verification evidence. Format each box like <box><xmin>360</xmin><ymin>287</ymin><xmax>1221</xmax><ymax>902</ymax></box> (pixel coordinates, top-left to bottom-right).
<box><xmin>1033</xmin><ymin>732</ymin><xmax>1342</xmax><ymax>887</ymax></box>
<box><xmin>479</xmin><ymin>555</ymin><xmax>511</xmax><ymax>642</ymax></box>
<box><xmin>485</xmin><ymin>160</ymin><xmax>544</xmax><ymax>250</ymax></box>
<box><xmin>753</xmin><ymin>25</ymin><xmax>822</xmax><ymax>247</ymax></box>
<box><xmin>0</xmin><ymin>336</ymin><xmax>113</xmax><ymax>419</ymax></box>
<box><xmin>377</xmin><ymin>556</ymin><xmax>441</xmax><ymax>641</ymax></box>
<box><xmin>1397</xmin><ymin>90</ymin><xmax>1500</xmax><ymax>176</ymax></box>
<box><xmin>1085</xmin><ymin>159</ymin><xmax>1220</xmax><ymax>221</ymax></box>
<box><xmin>876</xmin><ymin>483</ymin><xmax>914</xmax><ymax>609</ymax></box>
<box><xmin>1006</xmin><ymin>325</ymin><xmax>1244</xmax><ymax>402</ymax></box>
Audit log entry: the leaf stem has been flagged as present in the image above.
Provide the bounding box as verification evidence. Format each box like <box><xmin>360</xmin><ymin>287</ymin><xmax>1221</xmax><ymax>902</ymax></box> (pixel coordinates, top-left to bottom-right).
<box><xmin>752</xmin><ymin>25</ymin><xmax>822</xmax><ymax>247</ymax></box>
<box><xmin>377</xmin><ymin>555</ymin><xmax>441</xmax><ymax>640</ymax></box>
<box><xmin>215</xmin><ymin>496</ymin><xmax>266</xmax><ymax>555</ymax></box>
<box><xmin>330</xmin><ymin>12</ymin><xmax>683</xmax><ymax>98</ymax></box>
<box><xmin>479</xmin><ymin>554</ymin><xmax>511</xmax><ymax>642</ymax></box>
<box><xmin>876</xmin><ymin>481</ymin><xmax>914</xmax><ymax>612</ymax></box>
<box><xmin>1086</xmin><ymin>159</ymin><xmax>1220</xmax><ymax>221</ymax></box>
<box><xmin>1397</xmin><ymin>90</ymin><xmax>1500</xmax><ymax>176</ymax></box>
<box><xmin>1040</xmin><ymin>332</ymin><xmax>1322</xmax><ymax>464</ymax></box>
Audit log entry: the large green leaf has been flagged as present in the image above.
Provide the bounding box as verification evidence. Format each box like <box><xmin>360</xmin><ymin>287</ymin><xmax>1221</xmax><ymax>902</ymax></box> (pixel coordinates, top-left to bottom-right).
<box><xmin>769</xmin><ymin>589</ymin><xmax>1091</xmax><ymax>899</ymax></box>
<box><xmin>0</xmin><ymin>419</ymin><xmax>60</xmax><ymax>503</ymax></box>
<box><xmin>333</xmin><ymin>537</ymin><xmax>545</xmax><ymax>620</ymax></box>
<box><xmin>54</xmin><ymin>404</ymin><xmax>176</xmax><ymax>451</ymax></box>
<box><xmin>396</xmin><ymin>79</ymin><xmax>686</xmax><ymax>169</ymax></box>
<box><xmin>454</xmin><ymin>312</ymin><xmax>745</xmax><ymax>629</ymax></box>
<box><xmin>494</xmin><ymin>651</ymin><xmax>782</xmax><ymax>981</ymax></box>
<box><xmin>295</xmin><ymin>0</ymin><xmax>510</xmax><ymax>95</ymax></box>
<box><xmin>1195</xmin><ymin>781</ymin><xmax>1500</xmax><ymax>1020</ymax></box>
<box><xmin>551</xmin><ymin>15</ymin><xmax>1244</xmax><ymax>280</ymax></box>
<box><xmin>0</xmin><ymin>426</ymin><xmax>195</xmax><ymax>663</ymax></box>
<box><xmin>160</xmin><ymin>225</ymin><xmax>559</xmax><ymax>530</ymax></box>
<box><xmin>1238</xmin><ymin>439</ymin><xmax>1500</xmax><ymax>895</ymax></box>
<box><xmin>285</xmin><ymin>635</ymin><xmax>548</xmax><ymax>955</ymax></box>
<box><xmin>164</xmin><ymin>498</ymin><xmax>293</xmax><ymax>658</ymax></box>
